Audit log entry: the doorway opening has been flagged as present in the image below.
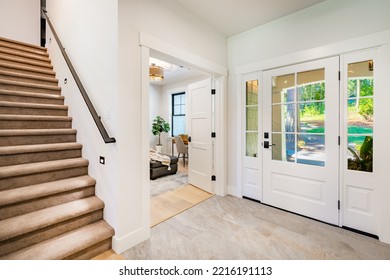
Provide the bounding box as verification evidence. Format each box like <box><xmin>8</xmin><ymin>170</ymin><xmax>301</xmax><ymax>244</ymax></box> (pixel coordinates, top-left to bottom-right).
<box><xmin>146</xmin><ymin>50</ymin><xmax>218</xmax><ymax>227</ymax></box>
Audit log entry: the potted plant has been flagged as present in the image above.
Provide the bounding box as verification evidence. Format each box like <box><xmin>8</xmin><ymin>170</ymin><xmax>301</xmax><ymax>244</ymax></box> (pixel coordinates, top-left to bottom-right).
<box><xmin>152</xmin><ymin>116</ymin><xmax>170</xmax><ymax>153</ymax></box>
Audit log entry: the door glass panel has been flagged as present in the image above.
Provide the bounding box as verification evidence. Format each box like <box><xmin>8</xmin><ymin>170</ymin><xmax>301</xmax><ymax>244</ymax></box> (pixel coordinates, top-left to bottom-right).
<box><xmin>347</xmin><ymin>60</ymin><xmax>374</xmax><ymax>172</ymax></box>
<box><xmin>245</xmin><ymin>80</ymin><xmax>258</xmax><ymax>157</ymax></box>
<box><xmin>298</xmin><ymin>102</ymin><xmax>325</xmax><ymax>133</ymax></box>
<box><xmin>272</xmin><ymin>74</ymin><xmax>295</xmax><ymax>103</ymax></box>
<box><xmin>246</xmin><ymin>106</ymin><xmax>258</xmax><ymax>131</ymax></box>
<box><xmin>272</xmin><ymin>133</ymin><xmax>295</xmax><ymax>162</ymax></box>
<box><xmin>296</xmin><ymin>134</ymin><xmax>325</xmax><ymax>166</ymax></box>
<box><xmin>272</xmin><ymin>104</ymin><xmax>295</xmax><ymax>132</ymax></box>
<box><xmin>271</xmin><ymin>69</ymin><xmax>326</xmax><ymax>167</ymax></box>
<box><xmin>246</xmin><ymin>132</ymin><xmax>258</xmax><ymax>157</ymax></box>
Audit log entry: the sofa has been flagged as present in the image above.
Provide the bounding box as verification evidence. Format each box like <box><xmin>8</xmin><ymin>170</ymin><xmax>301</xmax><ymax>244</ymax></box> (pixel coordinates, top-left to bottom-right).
<box><xmin>150</xmin><ymin>155</ymin><xmax>178</xmax><ymax>180</ymax></box>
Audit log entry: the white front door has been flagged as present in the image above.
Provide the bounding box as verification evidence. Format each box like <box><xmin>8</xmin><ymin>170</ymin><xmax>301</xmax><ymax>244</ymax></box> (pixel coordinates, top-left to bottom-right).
<box><xmin>262</xmin><ymin>57</ymin><xmax>340</xmax><ymax>225</ymax></box>
<box><xmin>187</xmin><ymin>78</ymin><xmax>213</xmax><ymax>193</ymax></box>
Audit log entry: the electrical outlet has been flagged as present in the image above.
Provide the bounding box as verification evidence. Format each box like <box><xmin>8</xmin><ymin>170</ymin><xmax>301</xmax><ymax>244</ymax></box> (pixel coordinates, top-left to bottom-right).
<box><xmin>99</xmin><ymin>156</ymin><xmax>105</xmax><ymax>165</ymax></box>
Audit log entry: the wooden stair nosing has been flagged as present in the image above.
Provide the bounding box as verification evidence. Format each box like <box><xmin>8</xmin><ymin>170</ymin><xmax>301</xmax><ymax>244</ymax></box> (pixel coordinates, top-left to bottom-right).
<box><xmin>0</xmin><ymin>158</ymin><xmax>89</xmax><ymax>179</ymax></box>
<box><xmin>0</xmin><ymin>196</ymin><xmax>104</xmax><ymax>242</ymax></box>
<box><xmin>0</xmin><ymin>128</ymin><xmax>76</xmax><ymax>137</ymax></box>
<box><xmin>0</xmin><ymin>44</ymin><xmax>48</xmax><ymax>58</ymax></box>
<box><xmin>0</xmin><ymin>70</ymin><xmax>58</xmax><ymax>84</ymax></box>
<box><xmin>0</xmin><ymin>114</ymin><xmax>72</xmax><ymax>122</ymax></box>
<box><xmin>0</xmin><ymin>37</ymin><xmax>47</xmax><ymax>52</ymax></box>
<box><xmin>0</xmin><ymin>54</ymin><xmax>53</xmax><ymax>70</ymax></box>
<box><xmin>0</xmin><ymin>61</ymin><xmax>55</xmax><ymax>77</ymax></box>
<box><xmin>0</xmin><ymin>101</ymin><xmax>67</xmax><ymax>111</ymax></box>
<box><xmin>0</xmin><ymin>79</ymin><xmax>61</xmax><ymax>92</ymax></box>
<box><xmin>0</xmin><ymin>175</ymin><xmax>96</xmax><ymax>207</ymax></box>
<box><xmin>1</xmin><ymin>220</ymin><xmax>114</xmax><ymax>260</ymax></box>
<box><xmin>0</xmin><ymin>142</ymin><xmax>82</xmax><ymax>156</ymax></box>
<box><xmin>0</xmin><ymin>47</ymin><xmax>51</xmax><ymax>64</ymax></box>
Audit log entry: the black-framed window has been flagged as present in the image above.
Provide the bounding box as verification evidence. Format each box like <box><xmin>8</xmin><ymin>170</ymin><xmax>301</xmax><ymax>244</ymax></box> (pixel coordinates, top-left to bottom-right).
<box><xmin>172</xmin><ymin>92</ymin><xmax>186</xmax><ymax>136</ymax></box>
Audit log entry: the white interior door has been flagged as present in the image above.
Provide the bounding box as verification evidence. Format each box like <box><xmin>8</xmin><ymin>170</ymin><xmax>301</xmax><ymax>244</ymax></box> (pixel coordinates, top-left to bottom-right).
<box><xmin>262</xmin><ymin>57</ymin><xmax>340</xmax><ymax>225</ymax></box>
<box><xmin>187</xmin><ymin>78</ymin><xmax>213</xmax><ymax>193</ymax></box>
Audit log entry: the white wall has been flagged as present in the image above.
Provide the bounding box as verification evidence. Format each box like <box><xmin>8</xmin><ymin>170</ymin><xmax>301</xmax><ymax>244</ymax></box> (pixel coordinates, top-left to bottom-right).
<box><xmin>0</xmin><ymin>0</ymin><xmax>40</xmax><ymax>45</ymax></box>
<box><xmin>45</xmin><ymin>0</ymin><xmax>120</xmax><ymax>242</ymax></box>
<box><xmin>227</xmin><ymin>0</ymin><xmax>390</xmax><ymax>196</ymax></box>
<box><xmin>116</xmin><ymin>0</ymin><xmax>227</xmax><ymax>252</ymax></box>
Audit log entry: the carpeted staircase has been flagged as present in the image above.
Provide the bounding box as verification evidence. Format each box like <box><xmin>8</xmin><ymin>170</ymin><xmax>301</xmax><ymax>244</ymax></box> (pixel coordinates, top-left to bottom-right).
<box><xmin>0</xmin><ymin>37</ymin><xmax>115</xmax><ymax>260</ymax></box>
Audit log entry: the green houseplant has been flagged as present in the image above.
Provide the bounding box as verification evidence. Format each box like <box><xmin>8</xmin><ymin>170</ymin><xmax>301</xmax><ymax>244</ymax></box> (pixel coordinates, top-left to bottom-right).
<box><xmin>152</xmin><ymin>116</ymin><xmax>170</xmax><ymax>147</ymax></box>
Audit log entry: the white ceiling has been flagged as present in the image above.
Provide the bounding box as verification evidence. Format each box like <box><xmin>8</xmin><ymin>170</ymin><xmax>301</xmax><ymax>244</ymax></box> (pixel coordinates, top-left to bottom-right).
<box><xmin>151</xmin><ymin>0</ymin><xmax>327</xmax><ymax>85</ymax></box>
<box><xmin>171</xmin><ymin>0</ymin><xmax>326</xmax><ymax>37</ymax></box>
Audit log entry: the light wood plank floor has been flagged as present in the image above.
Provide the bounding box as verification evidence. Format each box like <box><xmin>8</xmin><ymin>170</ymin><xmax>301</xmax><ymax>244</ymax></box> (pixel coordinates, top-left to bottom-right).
<box><xmin>150</xmin><ymin>184</ymin><xmax>214</xmax><ymax>227</ymax></box>
<box><xmin>91</xmin><ymin>250</ymin><xmax>125</xmax><ymax>260</ymax></box>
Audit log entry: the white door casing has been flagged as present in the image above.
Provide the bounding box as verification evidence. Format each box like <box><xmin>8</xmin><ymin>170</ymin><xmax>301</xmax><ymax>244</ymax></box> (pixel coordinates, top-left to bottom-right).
<box><xmin>187</xmin><ymin>78</ymin><xmax>213</xmax><ymax>193</ymax></box>
<box><xmin>262</xmin><ymin>57</ymin><xmax>340</xmax><ymax>225</ymax></box>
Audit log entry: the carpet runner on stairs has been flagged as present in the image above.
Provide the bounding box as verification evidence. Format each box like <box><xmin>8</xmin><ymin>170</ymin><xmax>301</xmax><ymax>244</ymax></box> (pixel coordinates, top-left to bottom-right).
<box><xmin>0</xmin><ymin>36</ymin><xmax>115</xmax><ymax>259</ymax></box>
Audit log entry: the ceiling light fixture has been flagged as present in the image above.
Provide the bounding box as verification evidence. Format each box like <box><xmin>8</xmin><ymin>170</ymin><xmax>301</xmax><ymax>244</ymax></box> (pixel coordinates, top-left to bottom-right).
<box><xmin>149</xmin><ymin>63</ymin><xmax>164</xmax><ymax>81</ymax></box>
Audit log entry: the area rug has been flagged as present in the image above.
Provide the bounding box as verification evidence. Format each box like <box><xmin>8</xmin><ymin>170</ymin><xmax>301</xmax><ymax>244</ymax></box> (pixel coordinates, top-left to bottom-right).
<box><xmin>150</xmin><ymin>170</ymin><xmax>188</xmax><ymax>197</ymax></box>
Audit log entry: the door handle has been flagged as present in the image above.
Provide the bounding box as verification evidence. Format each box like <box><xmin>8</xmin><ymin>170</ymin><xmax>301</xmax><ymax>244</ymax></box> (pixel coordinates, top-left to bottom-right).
<box><xmin>188</xmin><ymin>136</ymin><xmax>191</xmax><ymax>142</ymax></box>
<box><xmin>263</xmin><ymin>141</ymin><xmax>276</xmax><ymax>149</ymax></box>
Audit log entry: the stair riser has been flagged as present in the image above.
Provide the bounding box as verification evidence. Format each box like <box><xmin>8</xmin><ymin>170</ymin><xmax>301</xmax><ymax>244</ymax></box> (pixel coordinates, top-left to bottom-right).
<box><xmin>0</xmin><ymin>210</ymin><xmax>102</xmax><ymax>257</ymax></box>
<box><xmin>0</xmin><ymin>133</ymin><xmax>76</xmax><ymax>147</ymax></box>
<box><xmin>0</xmin><ymin>93</ymin><xmax>64</xmax><ymax>105</ymax></box>
<box><xmin>0</xmin><ymin>83</ymin><xmax>61</xmax><ymax>95</ymax></box>
<box><xmin>0</xmin><ymin>186</ymin><xmax>95</xmax><ymax>221</ymax></box>
<box><xmin>0</xmin><ymin>148</ymin><xmax>82</xmax><ymax>167</ymax></box>
<box><xmin>67</xmin><ymin>238</ymin><xmax>111</xmax><ymax>260</ymax></box>
<box><xmin>0</xmin><ymin>47</ymin><xmax>50</xmax><ymax>63</ymax></box>
<box><xmin>0</xmin><ymin>106</ymin><xmax>67</xmax><ymax>116</ymax></box>
<box><xmin>0</xmin><ymin>54</ymin><xmax>51</xmax><ymax>68</ymax></box>
<box><xmin>0</xmin><ymin>58</ymin><xmax>52</xmax><ymax>72</ymax></box>
<box><xmin>0</xmin><ymin>41</ymin><xmax>48</xmax><ymax>57</ymax></box>
<box><xmin>0</xmin><ymin>166</ymin><xmax>88</xmax><ymax>191</ymax></box>
<box><xmin>0</xmin><ymin>65</ymin><xmax>55</xmax><ymax>79</ymax></box>
<box><xmin>0</xmin><ymin>119</ymin><xmax>72</xmax><ymax>129</ymax></box>
<box><xmin>0</xmin><ymin>74</ymin><xmax>58</xmax><ymax>87</ymax></box>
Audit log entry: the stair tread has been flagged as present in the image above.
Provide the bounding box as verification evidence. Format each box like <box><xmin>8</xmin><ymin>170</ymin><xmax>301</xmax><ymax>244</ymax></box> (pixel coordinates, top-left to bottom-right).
<box><xmin>0</xmin><ymin>114</ymin><xmax>71</xmax><ymax>121</ymax></box>
<box><xmin>0</xmin><ymin>47</ymin><xmax>50</xmax><ymax>62</ymax></box>
<box><xmin>1</xmin><ymin>220</ymin><xmax>114</xmax><ymax>260</ymax></box>
<box><xmin>0</xmin><ymin>88</ymin><xmax>64</xmax><ymax>100</ymax></box>
<box><xmin>0</xmin><ymin>142</ymin><xmax>82</xmax><ymax>155</ymax></box>
<box><xmin>0</xmin><ymin>37</ymin><xmax>47</xmax><ymax>52</ymax></box>
<box><xmin>0</xmin><ymin>55</ymin><xmax>52</xmax><ymax>70</ymax></box>
<box><xmin>0</xmin><ymin>61</ymin><xmax>55</xmax><ymax>76</ymax></box>
<box><xmin>0</xmin><ymin>196</ymin><xmax>104</xmax><ymax>241</ymax></box>
<box><xmin>0</xmin><ymin>78</ymin><xmax>61</xmax><ymax>91</ymax></box>
<box><xmin>0</xmin><ymin>175</ymin><xmax>96</xmax><ymax>207</ymax></box>
<box><xmin>0</xmin><ymin>128</ymin><xmax>76</xmax><ymax>136</ymax></box>
<box><xmin>0</xmin><ymin>70</ymin><xmax>58</xmax><ymax>83</ymax></box>
<box><xmin>0</xmin><ymin>101</ymin><xmax>67</xmax><ymax>109</ymax></box>
<box><xmin>0</xmin><ymin>158</ymin><xmax>89</xmax><ymax>178</ymax></box>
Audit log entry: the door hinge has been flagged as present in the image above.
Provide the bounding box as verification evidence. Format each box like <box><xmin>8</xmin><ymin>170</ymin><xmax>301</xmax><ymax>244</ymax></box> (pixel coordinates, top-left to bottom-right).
<box><xmin>338</xmin><ymin>71</ymin><xmax>341</xmax><ymax>81</ymax></box>
<box><xmin>211</xmin><ymin>89</ymin><xmax>216</xmax><ymax>95</ymax></box>
<box><xmin>211</xmin><ymin>175</ymin><xmax>216</xmax><ymax>181</ymax></box>
<box><xmin>211</xmin><ymin>132</ymin><xmax>216</xmax><ymax>138</ymax></box>
<box><xmin>338</xmin><ymin>200</ymin><xmax>341</xmax><ymax>210</ymax></box>
<box><xmin>338</xmin><ymin>136</ymin><xmax>341</xmax><ymax>145</ymax></box>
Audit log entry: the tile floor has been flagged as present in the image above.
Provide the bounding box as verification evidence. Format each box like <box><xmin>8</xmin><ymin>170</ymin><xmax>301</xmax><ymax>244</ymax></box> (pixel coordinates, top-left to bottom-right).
<box><xmin>123</xmin><ymin>195</ymin><xmax>390</xmax><ymax>260</ymax></box>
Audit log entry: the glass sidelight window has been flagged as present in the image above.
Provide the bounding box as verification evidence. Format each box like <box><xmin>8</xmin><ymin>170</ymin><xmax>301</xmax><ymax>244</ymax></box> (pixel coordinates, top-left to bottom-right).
<box><xmin>347</xmin><ymin>60</ymin><xmax>374</xmax><ymax>172</ymax></box>
<box><xmin>245</xmin><ymin>80</ymin><xmax>259</xmax><ymax>157</ymax></box>
<box><xmin>271</xmin><ymin>69</ymin><xmax>326</xmax><ymax>166</ymax></box>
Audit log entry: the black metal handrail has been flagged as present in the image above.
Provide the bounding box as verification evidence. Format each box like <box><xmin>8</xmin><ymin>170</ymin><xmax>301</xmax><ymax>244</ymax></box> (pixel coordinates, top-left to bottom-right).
<box><xmin>42</xmin><ymin>9</ymin><xmax>116</xmax><ymax>144</ymax></box>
